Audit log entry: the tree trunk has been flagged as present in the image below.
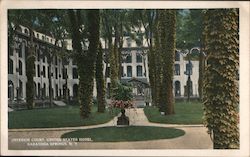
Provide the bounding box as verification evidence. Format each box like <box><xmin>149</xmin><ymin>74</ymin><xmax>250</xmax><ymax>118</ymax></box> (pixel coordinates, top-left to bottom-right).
<box><xmin>26</xmin><ymin>28</ymin><xmax>35</xmax><ymax>109</ymax></box>
<box><xmin>203</xmin><ymin>9</ymin><xmax>239</xmax><ymax>149</ymax></box>
<box><xmin>153</xmin><ymin>11</ymin><xmax>162</xmax><ymax>108</ymax></box>
<box><xmin>96</xmin><ymin>43</ymin><xmax>106</xmax><ymax>113</ymax></box>
<box><xmin>158</xmin><ymin>10</ymin><xmax>176</xmax><ymax>115</ymax></box>
<box><xmin>68</xmin><ymin>10</ymin><xmax>99</xmax><ymax>118</ymax></box>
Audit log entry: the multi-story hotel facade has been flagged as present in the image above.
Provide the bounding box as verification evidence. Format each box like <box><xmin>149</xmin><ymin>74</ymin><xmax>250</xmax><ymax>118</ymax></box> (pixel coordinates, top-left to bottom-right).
<box><xmin>8</xmin><ymin>25</ymin><xmax>199</xmax><ymax>105</ymax></box>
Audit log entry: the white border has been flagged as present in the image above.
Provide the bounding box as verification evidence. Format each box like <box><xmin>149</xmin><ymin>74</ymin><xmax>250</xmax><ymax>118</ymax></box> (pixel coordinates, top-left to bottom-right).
<box><xmin>1</xmin><ymin>1</ymin><xmax>249</xmax><ymax>156</ymax></box>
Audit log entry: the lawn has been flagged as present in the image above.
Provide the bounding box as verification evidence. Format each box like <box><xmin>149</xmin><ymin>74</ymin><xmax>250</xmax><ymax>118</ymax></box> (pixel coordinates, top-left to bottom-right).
<box><xmin>61</xmin><ymin>126</ymin><xmax>185</xmax><ymax>142</ymax></box>
<box><xmin>144</xmin><ymin>101</ymin><xmax>203</xmax><ymax>124</ymax></box>
<box><xmin>8</xmin><ymin>105</ymin><xmax>119</xmax><ymax>129</ymax></box>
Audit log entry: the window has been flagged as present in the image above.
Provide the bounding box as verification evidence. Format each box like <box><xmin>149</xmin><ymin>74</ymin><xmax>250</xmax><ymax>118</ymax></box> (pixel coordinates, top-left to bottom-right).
<box><xmin>47</xmin><ymin>67</ymin><xmax>50</xmax><ymax>78</ymax></box>
<box><xmin>38</xmin><ymin>83</ymin><xmax>41</xmax><ymax>98</ymax></box>
<box><xmin>127</xmin><ymin>66</ymin><xmax>132</xmax><ymax>77</ymax></box>
<box><xmin>126</xmin><ymin>55</ymin><xmax>132</xmax><ymax>63</ymax></box>
<box><xmin>175</xmin><ymin>51</ymin><xmax>180</xmax><ymax>61</ymax></box>
<box><xmin>105</xmin><ymin>67</ymin><xmax>110</xmax><ymax>77</ymax></box>
<box><xmin>18</xmin><ymin>45</ymin><xmax>22</xmax><ymax>58</ymax></box>
<box><xmin>19</xmin><ymin>60</ymin><xmax>23</xmax><ymax>75</ymax></box>
<box><xmin>37</xmin><ymin>65</ymin><xmax>40</xmax><ymax>77</ymax></box>
<box><xmin>55</xmin><ymin>67</ymin><xmax>58</xmax><ymax>79</ymax></box>
<box><xmin>25</xmin><ymin>46</ymin><xmax>28</xmax><ymax>59</ymax></box>
<box><xmin>56</xmin><ymin>84</ymin><xmax>58</xmax><ymax>98</ymax></box>
<box><xmin>8</xmin><ymin>59</ymin><xmax>13</xmax><ymax>74</ymax></box>
<box><xmin>174</xmin><ymin>64</ymin><xmax>180</xmax><ymax>75</ymax></box>
<box><xmin>43</xmin><ymin>66</ymin><xmax>46</xmax><ymax>78</ymax></box>
<box><xmin>43</xmin><ymin>55</ymin><xmax>46</xmax><ymax>63</ymax></box>
<box><xmin>175</xmin><ymin>81</ymin><xmax>181</xmax><ymax>96</ymax></box>
<box><xmin>186</xmin><ymin>62</ymin><xmax>192</xmax><ymax>75</ymax></box>
<box><xmin>8</xmin><ymin>43</ymin><xmax>13</xmax><ymax>56</ymax></box>
<box><xmin>36</xmin><ymin>49</ymin><xmax>40</xmax><ymax>61</ymax></box>
<box><xmin>137</xmin><ymin>65</ymin><xmax>142</xmax><ymax>77</ymax></box>
<box><xmin>55</xmin><ymin>56</ymin><xmax>58</xmax><ymax>65</ymax></box>
<box><xmin>43</xmin><ymin>83</ymin><xmax>46</xmax><ymax>97</ymax></box>
<box><xmin>136</xmin><ymin>53</ymin><xmax>142</xmax><ymax>63</ymax></box>
<box><xmin>73</xmin><ymin>68</ymin><xmax>78</xmax><ymax>79</ymax></box>
<box><xmin>62</xmin><ymin>68</ymin><xmax>67</xmax><ymax>79</ymax></box>
<box><xmin>18</xmin><ymin>80</ymin><xmax>23</xmax><ymax>98</ymax></box>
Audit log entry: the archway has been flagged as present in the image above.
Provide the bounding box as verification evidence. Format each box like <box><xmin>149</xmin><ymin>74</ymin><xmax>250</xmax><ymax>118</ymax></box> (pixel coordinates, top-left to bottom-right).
<box><xmin>175</xmin><ymin>81</ymin><xmax>181</xmax><ymax>97</ymax></box>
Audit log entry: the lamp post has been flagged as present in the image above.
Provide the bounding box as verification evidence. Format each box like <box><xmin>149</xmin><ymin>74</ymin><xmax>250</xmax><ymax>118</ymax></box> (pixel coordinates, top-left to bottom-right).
<box><xmin>141</xmin><ymin>49</ymin><xmax>147</xmax><ymax>78</ymax></box>
<box><xmin>187</xmin><ymin>54</ymin><xmax>192</xmax><ymax>102</ymax></box>
<box><xmin>182</xmin><ymin>41</ymin><xmax>191</xmax><ymax>102</ymax></box>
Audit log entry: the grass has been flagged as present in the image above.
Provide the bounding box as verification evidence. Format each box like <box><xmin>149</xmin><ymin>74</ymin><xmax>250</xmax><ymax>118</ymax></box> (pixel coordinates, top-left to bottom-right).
<box><xmin>144</xmin><ymin>101</ymin><xmax>203</xmax><ymax>124</ymax></box>
<box><xmin>61</xmin><ymin>126</ymin><xmax>185</xmax><ymax>142</ymax></box>
<box><xmin>8</xmin><ymin>105</ymin><xmax>119</xmax><ymax>129</ymax></box>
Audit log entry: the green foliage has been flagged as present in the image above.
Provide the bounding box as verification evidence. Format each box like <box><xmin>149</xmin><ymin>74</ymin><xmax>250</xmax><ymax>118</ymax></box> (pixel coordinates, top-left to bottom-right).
<box><xmin>203</xmin><ymin>9</ymin><xmax>239</xmax><ymax>149</ymax></box>
<box><xmin>176</xmin><ymin>9</ymin><xmax>203</xmax><ymax>50</ymax></box>
<box><xmin>112</xmin><ymin>82</ymin><xmax>133</xmax><ymax>101</ymax></box>
<box><xmin>144</xmin><ymin>101</ymin><xmax>203</xmax><ymax>124</ymax></box>
<box><xmin>62</xmin><ymin>126</ymin><xmax>185</xmax><ymax>142</ymax></box>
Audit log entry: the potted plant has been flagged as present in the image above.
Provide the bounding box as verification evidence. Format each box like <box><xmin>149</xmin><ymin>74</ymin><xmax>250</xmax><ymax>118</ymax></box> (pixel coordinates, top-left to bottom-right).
<box><xmin>110</xmin><ymin>82</ymin><xmax>134</xmax><ymax>125</ymax></box>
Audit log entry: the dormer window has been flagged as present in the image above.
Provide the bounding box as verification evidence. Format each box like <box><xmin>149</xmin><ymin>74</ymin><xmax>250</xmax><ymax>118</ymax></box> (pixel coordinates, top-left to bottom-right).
<box><xmin>24</xmin><ymin>28</ymin><xmax>29</xmax><ymax>34</ymax></box>
<box><xmin>136</xmin><ymin>53</ymin><xmax>142</xmax><ymax>63</ymax></box>
<box><xmin>127</xmin><ymin>38</ymin><xmax>132</xmax><ymax>47</ymax></box>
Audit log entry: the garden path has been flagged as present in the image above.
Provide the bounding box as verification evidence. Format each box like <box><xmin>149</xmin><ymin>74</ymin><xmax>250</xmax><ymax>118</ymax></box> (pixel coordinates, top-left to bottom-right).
<box><xmin>8</xmin><ymin>108</ymin><xmax>213</xmax><ymax>149</ymax></box>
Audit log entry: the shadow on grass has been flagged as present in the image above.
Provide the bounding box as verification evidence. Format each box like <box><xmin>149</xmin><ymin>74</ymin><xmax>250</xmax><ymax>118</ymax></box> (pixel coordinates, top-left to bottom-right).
<box><xmin>8</xmin><ymin>105</ymin><xmax>119</xmax><ymax>129</ymax></box>
<box><xmin>61</xmin><ymin>126</ymin><xmax>185</xmax><ymax>142</ymax></box>
<box><xmin>144</xmin><ymin>101</ymin><xmax>204</xmax><ymax>124</ymax></box>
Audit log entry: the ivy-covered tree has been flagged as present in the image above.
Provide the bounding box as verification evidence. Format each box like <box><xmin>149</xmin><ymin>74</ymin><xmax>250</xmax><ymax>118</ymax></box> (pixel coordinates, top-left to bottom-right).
<box><xmin>96</xmin><ymin>43</ymin><xmax>106</xmax><ymax>112</ymax></box>
<box><xmin>203</xmin><ymin>9</ymin><xmax>239</xmax><ymax>149</ymax></box>
<box><xmin>153</xmin><ymin>11</ymin><xmax>162</xmax><ymax>108</ymax></box>
<box><xmin>158</xmin><ymin>10</ymin><xmax>176</xmax><ymax>114</ymax></box>
<box><xmin>68</xmin><ymin>10</ymin><xmax>99</xmax><ymax>118</ymax></box>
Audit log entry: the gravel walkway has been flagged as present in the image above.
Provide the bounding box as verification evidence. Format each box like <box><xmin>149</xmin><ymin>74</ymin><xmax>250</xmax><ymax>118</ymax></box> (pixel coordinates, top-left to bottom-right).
<box><xmin>8</xmin><ymin>108</ymin><xmax>213</xmax><ymax>149</ymax></box>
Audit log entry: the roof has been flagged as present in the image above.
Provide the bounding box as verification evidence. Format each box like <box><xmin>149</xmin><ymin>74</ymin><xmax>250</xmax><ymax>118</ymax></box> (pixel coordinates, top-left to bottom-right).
<box><xmin>121</xmin><ymin>77</ymin><xmax>150</xmax><ymax>87</ymax></box>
